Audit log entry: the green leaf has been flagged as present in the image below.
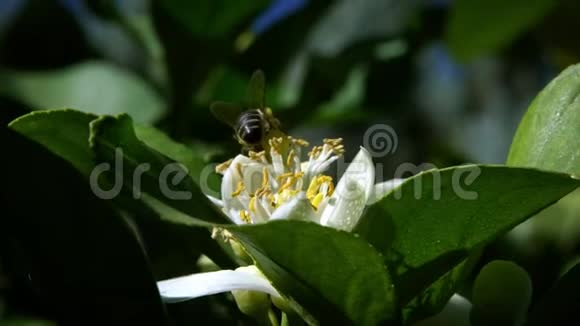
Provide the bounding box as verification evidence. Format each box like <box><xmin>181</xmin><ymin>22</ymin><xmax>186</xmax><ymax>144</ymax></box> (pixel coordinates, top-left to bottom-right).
<box><xmin>134</xmin><ymin>124</ymin><xmax>221</xmax><ymax>194</ymax></box>
<box><xmin>160</xmin><ymin>0</ymin><xmax>268</xmax><ymax>38</ymax></box>
<box><xmin>508</xmin><ymin>63</ymin><xmax>580</xmax><ymax>176</ymax></box>
<box><xmin>401</xmin><ymin>253</ymin><xmax>480</xmax><ymax>323</ymax></box>
<box><xmin>1</xmin><ymin>121</ymin><xmax>167</xmax><ymax>324</ymax></box>
<box><xmin>357</xmin><ymin>165</ymin><xmax>579</xmax><ymax>309</ymax></box>
<box><xmin>446</xmin><ymin>0</ymin><xmax>556</xmax><ymax>61</ymax></box>
<box><xmin>1</xmin><ymin>61</ymin><xmax>165</xmax><ymax>123</ymax></box>
<box><xmin>8</xmin><ymin>110</ymin><xmax>233</xmax><ymax>274</ymax></box>
<box><xmin>89</xmin><ymin>113</ymin><xmax>226</xmax><ymax>224</ymax></box>
<box><xmin>225</xmin><ymin>220</ymin><xmax>397</xmax><ymax>326</ymax></box>
<box><xmin>8</xmin><ymin>109</ymin><xmax>97</xmax><ymax>175</ymax></box>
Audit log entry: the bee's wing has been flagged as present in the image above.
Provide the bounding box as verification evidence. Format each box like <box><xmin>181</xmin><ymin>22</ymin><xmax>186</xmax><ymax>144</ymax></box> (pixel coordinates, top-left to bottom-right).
<box><xmin>247</xmin><ymin>70</ymin><xmax>265</xmax><ymax>109</ymax></box>
<box><xmin>210</xmin><ymin>101</ymin><xmax>243</xmax><ymax>127</ymax></box>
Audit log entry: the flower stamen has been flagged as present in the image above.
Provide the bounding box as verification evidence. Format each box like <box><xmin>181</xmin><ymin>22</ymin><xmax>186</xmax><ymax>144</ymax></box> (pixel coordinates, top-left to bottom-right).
<box><xmin>249</xmin><ymin>150</ymin><xmax>267</xmax><ymax>163</ymax></box>
<box><xmin>290</xmin><ymin>137</ymin><xmax>309</xmax><ymax>147</ymax></box>
<box><xmin>268</xmin><ymin>137</ymin><xmax>284</xmax><ymax>154</ymax></box>
<box><xmin>232</xmin><ymin>181</ymin><xmax>245</xmax><ymax>197</ymax></box>
<box><xmin>216</xmin><ymin>159</ymin><xmax>233</xmax><ymax>174</ymax></box>
<box><xmin>239</xmin><ymin>210</ymin><xmax>252</xmax><ymax>224</ymax></box>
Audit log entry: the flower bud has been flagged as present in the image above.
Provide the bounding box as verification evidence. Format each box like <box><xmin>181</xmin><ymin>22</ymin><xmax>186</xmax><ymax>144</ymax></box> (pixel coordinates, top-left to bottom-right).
<box><xmin>470</xmin><ymin>260</ymin><xmax>532</xmax><ymax>326</ymax></box>
<box><xmin>230</xmin><ymin>239</ymin><xmax>253</xmax><ymax>264</ymax></box>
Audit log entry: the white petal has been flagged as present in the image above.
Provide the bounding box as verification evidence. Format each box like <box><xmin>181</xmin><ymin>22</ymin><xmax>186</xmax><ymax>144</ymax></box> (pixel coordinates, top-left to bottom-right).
<box><xmin>251</xmin><ymin>197</ymin><xmax>271</xmax><ymax>223</ymax></box>
<box><xmin>367</xmin><ymin>178</ymin><xmax>405</xmax><ymax>205</ymax></box>
<box><xmin>241</xmin><ymin>162</ymin><xmax>266</xmax><ymax>193</ymax></box>
<box><xmin>270</xmin><ymin>192</ymin><xmax>316</xmax><ymax>222</ymax></box>
<box><xmin>221</xmin><ymin>155</ymin><xmax>252</xmax><ymax>211</ymax></box>
<box><xmin>206</xmin><ymin>195</ymin><xmax>223</xmax><ymax>208</ymax></box>
<box><xmin>157</xmin><ymin>269</ymin><xmax>280</xmax><ymax>303</ymax></box>
<box><xmin>228</xmin><ymin>208</ymin><xmax>244</xmax><ymax>225</ymax></box>
<box><xmin>320</xmin><ymin>147</ymin><xmax>374</xmax><ymax>231</ymax></box>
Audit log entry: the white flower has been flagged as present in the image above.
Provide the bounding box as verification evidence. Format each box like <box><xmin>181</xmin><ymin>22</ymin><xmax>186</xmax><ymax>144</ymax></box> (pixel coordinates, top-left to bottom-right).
<box><xmin>158</xmin><ymin>137</ymin><xmax>403</xmax><ymax>303</ymax></box>
<box><xmin>208</xmin><ymin>136</ymin><xmax>402</xmax><ymax>230</ymax></box>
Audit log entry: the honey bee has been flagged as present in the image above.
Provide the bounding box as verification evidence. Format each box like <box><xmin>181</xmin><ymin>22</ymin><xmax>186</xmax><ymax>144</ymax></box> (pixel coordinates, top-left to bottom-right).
<box><xmin>210</xmin><ymin>70</ymin><xmax>285</xmax><ymax>154</ymax></box>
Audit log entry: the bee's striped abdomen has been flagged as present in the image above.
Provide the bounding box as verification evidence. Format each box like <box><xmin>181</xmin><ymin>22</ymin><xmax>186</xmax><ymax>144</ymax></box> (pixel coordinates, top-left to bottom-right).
<box><xmin>236</xmin><ymin>109</ymin><xmax>263</xmax><ymax>145</ymax></box>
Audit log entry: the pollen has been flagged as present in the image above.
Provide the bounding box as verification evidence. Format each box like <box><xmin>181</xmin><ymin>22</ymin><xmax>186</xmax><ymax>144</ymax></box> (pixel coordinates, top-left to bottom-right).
<box><xmin>268</xmin><ymin>137</ymin><xmax>284</xmax><ymax>153</ymax></box>
<box><xmin>278</xmin><ymin>172</ymin><xmax>304</xmax><ymax>192</ymax></box>
<box><xmin>306</xmin><ymin>175</ymin><xmax>334</xmax><ymax>209</ymax></box>
<box><xmin>308</xmin><ymin>145</ymin><xmax>323</xmax><ymax>158</ymax></box>
<box><xmin>249</xmin><ymin>150</ymin><xmax>266</xmax><ymax>162</ymax></box>
<box><xmin>276</xmin><ymin>172</ymin><xmax>294</xmax><ymax>183</ymax></box>
<box><xmin>255</xmin><ymin>185</ymin><xmax>272</xmax><ymax>198</ymax></box>
<box><xmin>323</xmin><ymin>138</ymin><xmax>345</xmax><ymax>155</ymax></box>
<box><xmin>274</xmin><ymin>189</ymin><xmax>299</xmax><ymax>207</ymax></box>
<box><xmin>239</xmin><ymin>210</ymin><xmax>252</xmax><ymax>224</ymax></box>
<box><xmin>310</xmin><ymin>193</ymin><xmax>324</xmax><ymax>210</ymax></box>
<box><xmin>215</xmin><ymin>159</ymin><xmax>233</xmax><ymax>174</ymax></box>
<box><xmin>231</xmin><ymin>181</ymin><xmax>245</xmax><ymax>197</ymax></box>
<box><xmin>216</xmin><ymin>133</ymin><xmax>348</xmax><ymax>224</ymax></box>
<box><xmin>286</xmin><ymin>149</ymin><xmax>295</xmax><ymax>167</ymax></box>
<box><xmin>249</xmin><ymin>196</ymin><xmax>256</xmax><ymax>213</ymax></box>
<box><xmin>235</xmin><ymin>163</ymin><xmax>243</xmax><ymax>178</ymax></box>
<box><xmin>290</xmin><ymin>137</ymin><xmax>309</xmax><ymax>147</ymax></box>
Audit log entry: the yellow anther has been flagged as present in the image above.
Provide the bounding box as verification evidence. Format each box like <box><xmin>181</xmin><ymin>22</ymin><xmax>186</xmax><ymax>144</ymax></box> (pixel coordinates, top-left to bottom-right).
<box><xmin>268</xmin><ymin>137</ymin><xmax>284</xmax><ymax>153</ymax></box>
<box><xmin>261</xmin><ymin>167</ymin><xmax>269</xmax><ymax>188</ymax></box>
<box><xmin>310</xmin><ymin>193</ymin><xmax>324</xmax><ymax>210</ymax></box>
<box><xmin>239</xmin><ymin>210</ymin><xmax>251</xmax><ymax>224</ymax></box>
<box><xmin>326</xmin><ymin>180</ymin><xmax>335</xmax><ymax>196</ymax></box>
<box><xmin>231</xmin><ymin>181</ymin><xmax>245</xmax><ymax>197</ymax></box>
<box><xmin>255</xmin><ymin>185</ymin><xmax>272</xmax><ymax>198</ymax></box>
<box><xmin>275</xmin><ymin>189</ymin><xmax>299</xmax><ymax>207</ymax></box>
<box><xmin>322</xmin><ymin>138</ymin><xmax>345</xmax><ymax>155</ymax></box>
<box><xmin>308</xmin><ymin>146</ymin><xmax>322</xmax><ymax>158</ymax></box>
<box><xmin>306</xmin><ymin>177</ymin><xmax>320</xmax><ymax>199</ymax></box>
<box><xmin>306</xmin><ymin>175</ymin><xmax>334</xmax><ymax>203</ymax></box>
<box><xmin>215</xmin><ymin>159</ymin><xmax>233</xmax><ymax>174</ymax></box>
<box><xmin>286</xmin><ymin>149</ymin><xmax>295</xmax><ymax>167</ymax></box>
<box><xmin>267</xmin><ymin>193</ymin><xmax>276</xmax><ymax>206</ymax></box>
<box><xmin>323</xmin><ymin>138</ymin><xmax>343</xmax><ymax>146</ymax></box>
<box><xmin>279</xmin><ymin>176</ymin><xmax>296</xmax><ymax>192</ymax></box>
<box><xmin>249</xmin><ymin>196</ymin><xmax>256</xmax><ymax>213</ymax></box>
<box><xmin>249</xmin><ymin>150</ymin><xmax>266</xmax><ymax>161</ymax></box>
<box><xmin>235</xmin><ymin>163</ymin><xmax>243</xmax><ymax>178</ymax></box>
<box><xmin>291</xmin><ymin>137</ymin><xmax>309</xmax><ymax>147</ymax></box>
<box><xmin>278</xmin><ymin>172</ymin><xmax>304</xmax><ymax>192</ymax></box>
<box><xmin>276</xmin><ymin>172</ymin><xmax>294</xmax><ymax>183</ymax></box>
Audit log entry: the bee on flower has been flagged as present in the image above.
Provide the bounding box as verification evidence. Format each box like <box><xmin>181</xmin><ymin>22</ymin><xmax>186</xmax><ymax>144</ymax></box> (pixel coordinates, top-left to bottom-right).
<box><xmin>157</xmin><ymin>70</ymin><xmax>404</xmax><ymax>312</ymax></box>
